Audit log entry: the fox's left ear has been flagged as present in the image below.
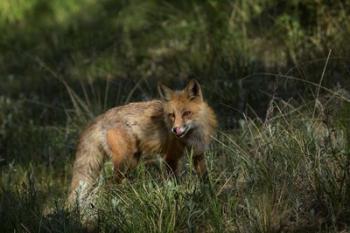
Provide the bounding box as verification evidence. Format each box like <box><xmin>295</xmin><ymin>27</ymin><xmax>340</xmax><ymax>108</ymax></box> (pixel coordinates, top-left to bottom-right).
<box><xmin>158</xmin><ymin>82</ymin><xmax>173</xmax><ymax>101</ymax></box>
<box><xmin>185</xmin><ymin>79</ymin><xmax>203</xmax><ymax>101</ymax></box>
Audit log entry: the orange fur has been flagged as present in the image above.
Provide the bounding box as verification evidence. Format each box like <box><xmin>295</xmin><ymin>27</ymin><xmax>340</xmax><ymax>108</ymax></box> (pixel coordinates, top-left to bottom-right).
<box><xmin>67</xmin><ymin>80</ymin><xmax>217</xmax><ymax>208</ymax></box>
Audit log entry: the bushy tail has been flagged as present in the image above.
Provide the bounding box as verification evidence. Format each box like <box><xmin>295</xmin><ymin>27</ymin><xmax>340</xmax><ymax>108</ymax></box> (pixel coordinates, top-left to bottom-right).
<box><xmin>66</xmin><ymin>129</ymin><xmax>105</xmax><ymax>210</ymax></box>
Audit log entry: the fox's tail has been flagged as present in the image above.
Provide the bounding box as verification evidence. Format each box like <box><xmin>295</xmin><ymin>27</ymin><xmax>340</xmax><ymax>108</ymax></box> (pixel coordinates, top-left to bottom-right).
<box><xmin>66</xmin><ymin>127</ymin><xmax>105</xmax><ymax>210</ymax></box>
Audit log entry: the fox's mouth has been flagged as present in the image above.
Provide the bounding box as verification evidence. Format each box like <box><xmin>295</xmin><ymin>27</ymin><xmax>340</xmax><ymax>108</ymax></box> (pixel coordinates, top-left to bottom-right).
<box><xmin>173</xmin><ymin>126</ymin><xmax>190</xmax><ymax>138</ymax></box>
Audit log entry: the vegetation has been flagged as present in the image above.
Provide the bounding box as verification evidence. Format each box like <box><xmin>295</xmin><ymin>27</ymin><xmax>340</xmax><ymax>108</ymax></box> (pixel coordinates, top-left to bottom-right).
<box><xmin>1</xmin><ymin>0</ymin><xmax>350</xmax><ymax>232</ymax></box>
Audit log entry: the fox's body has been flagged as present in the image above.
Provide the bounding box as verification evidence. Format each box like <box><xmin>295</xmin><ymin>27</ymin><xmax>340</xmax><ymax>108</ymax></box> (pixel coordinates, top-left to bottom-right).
<box><xmin>68</xmin><ymin>80</ymin><xmax>217</xmax><ymax>207</ymax></box>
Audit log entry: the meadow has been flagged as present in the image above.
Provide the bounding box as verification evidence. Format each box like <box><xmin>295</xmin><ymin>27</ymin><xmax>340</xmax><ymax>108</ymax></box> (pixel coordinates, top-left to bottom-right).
<box><xmin>1</xmin><ymin>0</ymin><xmax>350</xmax><ymax>232</ymax></box>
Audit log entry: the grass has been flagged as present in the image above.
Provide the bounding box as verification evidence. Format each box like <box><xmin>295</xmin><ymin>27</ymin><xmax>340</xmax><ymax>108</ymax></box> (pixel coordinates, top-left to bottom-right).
<box><xmin>1</xmin><ymin>91</ymin><xmax>350</xmax><ymax>232</ymax></box>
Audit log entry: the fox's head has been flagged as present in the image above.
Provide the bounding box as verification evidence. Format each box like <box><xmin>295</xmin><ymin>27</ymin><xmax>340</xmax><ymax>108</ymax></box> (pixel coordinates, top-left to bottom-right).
<box><xmin>158</xmin><ymin>79</ymin><xmax>205</xmax><ymax>138</ymax></box>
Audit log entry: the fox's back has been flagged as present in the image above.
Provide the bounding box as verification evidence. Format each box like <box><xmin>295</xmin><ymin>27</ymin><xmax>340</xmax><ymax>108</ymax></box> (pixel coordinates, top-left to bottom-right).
<box><xmin>80</xmin><ymin>100</ymin><xmax>169</xmax><ymax>157</ymax></box>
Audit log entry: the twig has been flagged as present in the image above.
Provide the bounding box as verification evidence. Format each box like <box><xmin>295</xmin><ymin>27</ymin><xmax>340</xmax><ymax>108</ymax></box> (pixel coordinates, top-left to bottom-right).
<box><xmin>313</xmin><ymin>49</ymin><xmax>332</xmax><ymax>118</ymax></box>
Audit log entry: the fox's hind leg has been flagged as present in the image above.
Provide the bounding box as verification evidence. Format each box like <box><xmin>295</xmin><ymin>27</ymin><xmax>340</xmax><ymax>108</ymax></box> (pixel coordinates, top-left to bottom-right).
<box><xmin>106</xmin><ymin>127</ymin><xmax>139</xmax><ymax>183</ymax></box>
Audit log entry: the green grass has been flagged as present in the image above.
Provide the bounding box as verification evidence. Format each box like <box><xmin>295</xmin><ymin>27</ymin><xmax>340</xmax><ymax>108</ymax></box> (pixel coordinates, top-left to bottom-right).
<box><xmin>1</xmin><ymin>94</ymin><xmax>350</xmax><ymax>232</ymax></box>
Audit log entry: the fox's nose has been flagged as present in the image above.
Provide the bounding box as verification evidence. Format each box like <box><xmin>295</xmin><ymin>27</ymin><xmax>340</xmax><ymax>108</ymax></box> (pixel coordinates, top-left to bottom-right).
<box><xmin>172</xmin><ymin>127</ymin><xmax>183</xmax><ymax>136</ymax></box>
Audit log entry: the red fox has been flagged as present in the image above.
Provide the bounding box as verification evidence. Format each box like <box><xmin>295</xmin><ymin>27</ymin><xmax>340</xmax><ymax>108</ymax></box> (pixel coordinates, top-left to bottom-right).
<box><xmin>67</xmin><ymin>79</ymin><xmax>217</xmax><ymax>207</ymax></box>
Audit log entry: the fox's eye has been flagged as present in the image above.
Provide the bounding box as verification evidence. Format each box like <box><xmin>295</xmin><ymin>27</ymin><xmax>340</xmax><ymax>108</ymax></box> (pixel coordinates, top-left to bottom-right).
<box><xmin>168</xmin><ymin>113</ymin><xmax>175</xmax><ymax>119</ymax></box>
<box><xmin>183</xmin><ymin>111</ymin><xmax>192</xmax><ymax>117</ymax></box>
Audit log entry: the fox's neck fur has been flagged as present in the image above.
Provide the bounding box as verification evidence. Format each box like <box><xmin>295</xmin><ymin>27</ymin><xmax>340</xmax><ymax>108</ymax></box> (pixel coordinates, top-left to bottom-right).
<box><xmin>173</xmin><ymin>101</ymin><xmax>217</xmax><ymax>154</ymax></box>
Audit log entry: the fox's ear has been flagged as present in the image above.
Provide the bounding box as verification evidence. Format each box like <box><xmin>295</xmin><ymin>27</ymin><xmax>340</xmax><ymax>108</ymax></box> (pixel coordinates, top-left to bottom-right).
<box><xmin>185</xmin><ymin>79</ymin><xmax>202</xmax><ymax>101</ymax></box>
<box><xmin>158</xmin><ymin>82</ymin><xmax>173</xmax><ymax>101</ymax></box>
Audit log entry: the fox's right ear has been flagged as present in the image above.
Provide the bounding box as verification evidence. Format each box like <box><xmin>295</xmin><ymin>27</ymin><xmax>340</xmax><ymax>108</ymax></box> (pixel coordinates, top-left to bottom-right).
<box><xmin>158</xmin><ymin>82</ymin><xmax>173</xmax><ymax>101</ymax></box>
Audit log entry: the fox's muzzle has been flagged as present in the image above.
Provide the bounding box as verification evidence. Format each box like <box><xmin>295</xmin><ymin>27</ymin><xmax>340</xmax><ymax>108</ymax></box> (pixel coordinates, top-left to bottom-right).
<box><xmin>172</xmin><ymin>127</ymin><xmax>187</xmax><ymax>137</ymax></box>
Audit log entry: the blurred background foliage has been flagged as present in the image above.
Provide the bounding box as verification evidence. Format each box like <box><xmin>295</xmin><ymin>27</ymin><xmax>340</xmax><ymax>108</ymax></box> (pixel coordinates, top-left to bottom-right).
<box><xmin>1</xmin><ymin>0</ymin><xmax>350</xmax><ymax>163</ymax></box>
<box><xmin>1</xmin><ymin>0</ymin><xmax>350</xmax><ymax>116</ymax></box>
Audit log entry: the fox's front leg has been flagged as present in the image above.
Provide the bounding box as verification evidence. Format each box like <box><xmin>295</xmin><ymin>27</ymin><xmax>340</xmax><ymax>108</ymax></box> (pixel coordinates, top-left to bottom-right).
<box><xmin>164</xmin><ymin>141</ymin><xmax>185</xmax><ymax>178</ymax></box>
<box><xmin>193</xmin><ymin>153</ymin><xmax>212</xmax><ymax>194</ymax></box>
<box><xmin>164</xmin><ymin>156</ymin><xmax>179</xmax><ymax>177</ymax></box>
<box><xmin>193</xmin><ymin>154</ymin><xmax>209</xmax><ymax>181</ymax></box>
